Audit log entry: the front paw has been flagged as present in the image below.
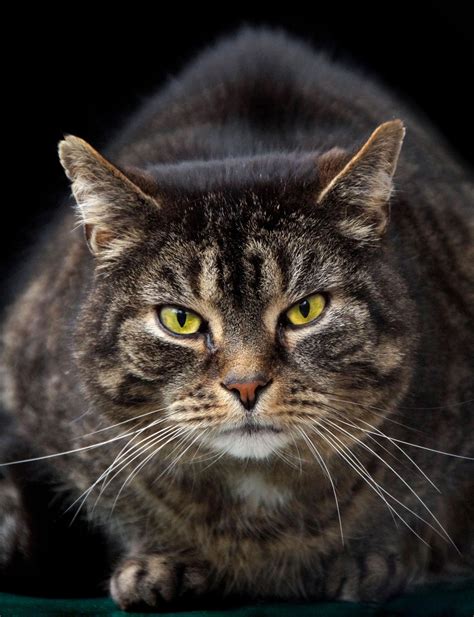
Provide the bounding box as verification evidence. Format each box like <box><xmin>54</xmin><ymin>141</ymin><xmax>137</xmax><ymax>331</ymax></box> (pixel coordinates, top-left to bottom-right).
<box><xmin>110</xmin><ymin>553</ymin><xmax>210</xmax><ymax>611</ymax></box>
<box><xmin>326</xmin><ymin>552</ymin><xmax>406</xmax><ymax>602</ymax></box>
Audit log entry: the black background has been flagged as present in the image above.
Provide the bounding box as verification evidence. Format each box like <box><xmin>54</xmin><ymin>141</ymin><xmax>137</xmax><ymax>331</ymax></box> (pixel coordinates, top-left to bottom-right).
<box><xmin>2</xmin><ymin>7</ymin><xmax>473</xmax><ymax>283</ymax></box>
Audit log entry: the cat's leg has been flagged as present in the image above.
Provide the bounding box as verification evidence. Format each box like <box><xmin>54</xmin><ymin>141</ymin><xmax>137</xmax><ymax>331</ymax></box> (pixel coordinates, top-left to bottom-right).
<box><xmin>324</xmin><ymin>547</ymin><xmax>426</xmax><ymax>602</ymax></box>
<box><xmin>0</xmin><ymin>473</ymin><xmax>30</xmax><ymax>572</ymax></box>
<box><xmin>110</xmin><ymin>550</ymin><xmax>211</xmax><ymax>611</ymax></box>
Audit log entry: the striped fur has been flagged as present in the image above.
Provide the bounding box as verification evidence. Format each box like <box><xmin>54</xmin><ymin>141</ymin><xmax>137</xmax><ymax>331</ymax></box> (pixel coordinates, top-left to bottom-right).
<box><xmin>0</xmin><ymin>29</ymin><xmax>472</xmax><ymax>610</ymax></box>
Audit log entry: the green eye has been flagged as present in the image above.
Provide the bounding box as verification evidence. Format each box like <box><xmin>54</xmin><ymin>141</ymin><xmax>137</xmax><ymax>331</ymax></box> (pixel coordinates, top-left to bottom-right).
<box><xmin>159</xmin><ymin>306</ymin><xmax>203</xmax><ymax>335</ymax></box>
<box><xmin>286</xmin><ymin>293</ymin><xmax>326</xmax><ymax>326</ymax></box>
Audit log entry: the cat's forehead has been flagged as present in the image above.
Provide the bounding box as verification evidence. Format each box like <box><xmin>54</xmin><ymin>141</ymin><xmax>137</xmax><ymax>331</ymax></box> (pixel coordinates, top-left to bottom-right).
<box><xmin>136</xmin><ymin>159</ymin><xmax>350</xmax><ymax>306</ymax></box>
<box><xmin>159</xmin><ymin>178</ymin><xmax>320</xmax><ymax>244</ymax></box>
<box><xmin>140</xmin><ymin>194</ymin><xmax>345</xmax><ymax>310</ymax></box>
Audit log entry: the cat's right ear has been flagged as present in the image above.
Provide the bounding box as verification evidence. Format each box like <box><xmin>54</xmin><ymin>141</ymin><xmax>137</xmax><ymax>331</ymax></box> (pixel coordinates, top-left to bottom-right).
<box><xmin>316</xmin><ymin>120</ymin><xmax>405</xmax><ymax>242</ymax></box>
<box><xmin>58</xmin><ymin>136</ymin><xmax>159</xmax><ymax>260</ymax></box>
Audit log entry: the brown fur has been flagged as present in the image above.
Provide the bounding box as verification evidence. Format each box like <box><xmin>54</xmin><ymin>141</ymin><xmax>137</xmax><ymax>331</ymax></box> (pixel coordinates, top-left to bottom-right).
<box><xmin>1</xmin><ymin>29</ymin><xmax>473</xmax><ymax>610</ymax></box>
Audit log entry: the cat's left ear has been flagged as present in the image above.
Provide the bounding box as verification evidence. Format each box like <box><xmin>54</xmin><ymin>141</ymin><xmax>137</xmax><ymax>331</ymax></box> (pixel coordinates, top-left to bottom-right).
<box><xmin>317</xmin><ymin>120</ymin><xmax>405</xmax><ymax>241</ymax></box>
<box><xmin>58</xmin><ymin>135</ymin><xmax>159</xmax><ymax>259</ymax></box>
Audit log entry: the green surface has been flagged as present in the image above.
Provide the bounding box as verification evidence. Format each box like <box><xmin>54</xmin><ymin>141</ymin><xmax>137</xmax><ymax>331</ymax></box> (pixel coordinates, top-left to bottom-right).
<box><xmin>0</xmin><ymin>582</ymin><xmax>472</xmax><ymax>617</ymax></box>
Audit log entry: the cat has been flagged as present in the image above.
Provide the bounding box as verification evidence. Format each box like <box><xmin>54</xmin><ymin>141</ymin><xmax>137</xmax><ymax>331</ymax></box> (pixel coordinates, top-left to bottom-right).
<box><xmin>0</xmin><ymin>28</ymin><xmax>473</xmax><ymax>611</ymax></box>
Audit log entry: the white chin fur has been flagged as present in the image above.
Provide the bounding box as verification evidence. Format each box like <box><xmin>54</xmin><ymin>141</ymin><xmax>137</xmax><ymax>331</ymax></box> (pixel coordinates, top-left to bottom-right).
<box><xmin>207</xmin><ymin>430</ymin><xmax>291</xmax><ymax>460</ymax></box>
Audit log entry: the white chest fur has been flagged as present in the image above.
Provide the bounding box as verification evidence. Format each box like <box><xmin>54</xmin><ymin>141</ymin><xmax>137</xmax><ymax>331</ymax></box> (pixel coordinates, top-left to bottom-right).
<box><xmin>231</xmin><ymin>472</ymin><xmax>292</xmax><ymax>510</ymax></box>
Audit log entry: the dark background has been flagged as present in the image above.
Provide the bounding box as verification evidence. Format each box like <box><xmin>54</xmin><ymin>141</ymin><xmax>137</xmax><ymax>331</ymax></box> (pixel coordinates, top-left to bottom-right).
<box><xmin>2</xmin><ymin>7</ymin><xmax>473</xmax><ymax>283</ymax></box>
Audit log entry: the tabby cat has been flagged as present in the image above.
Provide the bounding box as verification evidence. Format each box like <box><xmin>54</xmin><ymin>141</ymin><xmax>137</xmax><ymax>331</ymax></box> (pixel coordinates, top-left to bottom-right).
<box><xmin>0</xmin><ymin>29</ymin><xmax>473</xmax><ymax>611</ymax></box>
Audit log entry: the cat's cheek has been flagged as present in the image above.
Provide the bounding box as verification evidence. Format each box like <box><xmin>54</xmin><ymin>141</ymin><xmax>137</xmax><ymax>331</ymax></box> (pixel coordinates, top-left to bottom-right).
<box><xmin>114</xmin><ymin>312</ymin><xmax>205</xmax><ymax>382</ymax></box>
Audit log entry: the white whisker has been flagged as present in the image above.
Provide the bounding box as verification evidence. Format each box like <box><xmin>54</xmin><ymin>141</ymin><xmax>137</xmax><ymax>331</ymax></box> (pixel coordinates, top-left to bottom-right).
<box><xmin>99</xmin><ymin>426</ymin><xmax>186</xmax><ymax>506</ymax></box>
<box><xmin>373</xmin><ymin>437</ymin><xmax>473</xmax><ymax>460</ymax></box>
<box><xmin>305</xmin><ymin>421</ymin><xmax>432</xmax><ymax>545</ymax></box>
<box><xmin>93</xmin><ymin>424</ymin><xmax>178</xmax><ymax>510</ymax></box>
<box><xmin>65</xmin><ymin>425</ymin><xmax>180</xmax><ymax>522</ymax></box>
<box><xmin>97</xmin><ymin>417</ymin><xmax>171</xmax><ymax>497</ymax></box>
<box><xmin>315</xmin><ymin>420</ymin><xmax>460</xmax><ymax>547</ymax></box>
<box><xmin>195</xmin><ymin>448</ymin><xmax>228</xmax><ymax>471</ymax></box>
<box><xmin>1</xmin><ymin>429</ymin><xmax>143</xmax><ymax>467</ymax></box>
<box><xmin>288</xmin><ymin>432</ymin><xmax>304</xmax><ymax>475</ymax></box>
<box><xmin>322</xmin><ymin>399</ymin><xmax>473</xmax><ymax>461</ymax></box>
<box><xmin>159</xmin><ymin>428</ymin><xmax>204</xmax><ymax>478</ymax></box>
<box><xmin>111</xmin><ymin>426</ymin><xmax>203</xmax><ymax>513</ymax></box>
<box><xmin>320</xmin><ymin>404</ymin><xmax>441</xmax><ymax>492</ymax></box>
<box><xmin>107</xmin><ymin>427</ymin><xmax>190</xmax><ymax>514</ymax></box>
<box><xmin>316</xmin><ymin>418</ymin><xmax>459</xmax><ymax>552</ymax></box>
<box><xmin>75</xmin><ymin>407</ymin><xmax>169</xmax><ymax>439</ymax></box>
<box><xmin>306</xmin><ymin>420</ymin><xmax>400</xmax><ymax>527</ymax></box>
<box><xmin>323</xmin><ymin>393</ymin><xmax>424</xmax><ymax>434</ymax></box>
<box><xmin>295</xmin><ymin>425</ymin><xmax>344</xmax><ymax>546</ymax></box>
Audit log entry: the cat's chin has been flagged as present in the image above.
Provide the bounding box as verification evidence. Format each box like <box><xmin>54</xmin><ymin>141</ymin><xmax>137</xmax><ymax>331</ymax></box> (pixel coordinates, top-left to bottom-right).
<box><xmin>205</xmin><ymin>428</ymin><xmax>291</xmax><ymax>460</ymax></box>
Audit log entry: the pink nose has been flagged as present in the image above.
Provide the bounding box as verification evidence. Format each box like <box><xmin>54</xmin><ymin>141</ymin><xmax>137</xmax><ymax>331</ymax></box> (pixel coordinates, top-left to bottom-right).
<box><xmin>222</xmin><ymin>376</ymin><xmax>271</xmax><ymax>410</ymax></box>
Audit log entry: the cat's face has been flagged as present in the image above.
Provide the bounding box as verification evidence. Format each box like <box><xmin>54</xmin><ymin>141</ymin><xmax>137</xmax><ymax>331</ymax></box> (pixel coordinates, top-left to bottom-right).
<box><xmin>60</xmin><ymin>121</ymin><xmax>415</xmax><ymax>462</ymax></box>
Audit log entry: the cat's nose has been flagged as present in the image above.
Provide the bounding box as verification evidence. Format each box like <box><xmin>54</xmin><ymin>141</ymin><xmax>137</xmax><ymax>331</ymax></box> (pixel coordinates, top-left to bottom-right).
<box><xmin>222</xmin><ymin>375</ymin><xmax>271</xmax><ymax>411</ymax></box>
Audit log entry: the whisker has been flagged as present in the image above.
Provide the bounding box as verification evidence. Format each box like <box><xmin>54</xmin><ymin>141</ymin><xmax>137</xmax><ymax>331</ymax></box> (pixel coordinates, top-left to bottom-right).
<box><xmin>315</xmin><ymin>420</ymin><xmax>462</xmax><ymax>547</ymax></box>
<box><xmin>288</xmin><ymin>432</ymin><xmax>304</xmax><ymax>475</ymax></box>
<box><xmin>321</xmin><ymin>392</ymin><xmax>424</xmax><ymax>434</ymax></box>
<box><xmin>93</xmin><ymin>423</ymin><xmax>179</xmax><ymax>510</ymax></box>
<box><xmin>196</xmin><ymin>448</ymin><xmax>228</xmax><ymax>471</ymax></box>
<box><xmin>99</xmin><ymin>427</ymin><xmax>187</xmax><ymax>508</ymax></box>
<box><xmin>75</xmin><ymin>407</ymin><xmax>169</xmax><ymax>439</ymax></box>
<box><xmin>295</xmin><ymin>426</ymin><xmax>344</xmax><ymax>546</ymax></box>
<box><xmin>187</xmin><ymin>427</ymin><xmax>213</xmax><ymax>487</ymax></box>
<box><xmin>97</xmin><ymin>416</ymin><xmax>171</xmax><ymax>497</ymax></box>
<box><xmin>111</xmin><ymin>426</ymin><xmax>203</xmax><ymax>512</ymax></box>
<box><xmin>65</xmin><ymin>425</ymin><xmax>180</xmax><ymax>522</ymax></box>
<box><xmin>371</xmin><ymin>437</ymin><xmax>474</xmax><ymax>460</ymax></box>
<box><xmin>196</xmin><ymin>440</ymin><xmax>233</xmax><ymax>473</ymax></box>
<box><xmin>188</xmin><ymin>427</ymin><xmax>211</xmax><ymax>464</ymax></box>
<box><xmin>305</xmin><ymin>420</ymin><xmax>400</xmax><ymax>528</ymax></box>
<box><xmin>0</xmin><ymin>429</ymin><xmax>146</xmax><ymax>467</ymax></box>
<box><xmin>160</xmin><ymin>428</ymin><xmax>205</xmax><ymax>478</ymax></box>
<box><xmin>320</xmin><ymin>388</ymin><xmax>474</xmax><ymax>413</ymax></box>
<box><xmin>273</xmin><ymin>447</ymin><xmax>302</xmax><ymax>471</ymax></box>
<box><xmin>321</xmin><ymin>404</ymin><xmax>473</xmax><ymax>461</ymax></box>
<box><xmin>330</xmin><ymin>392</ymin><xmax>474</xmax><ymax>412</ymax></box>
<box><xmin>304</xmin><ymin>420</ymin><xmax>432</xmax><ymax>546</ymax></box>
<box><xmin>316</xmin><ymin>417</ymin><xmax>459</xmax><ymax>552</ymax></box>
<box><xmin>319</xmin><ymin>403</ymin><xmax>441</xmax><ymax>492</ymax></box>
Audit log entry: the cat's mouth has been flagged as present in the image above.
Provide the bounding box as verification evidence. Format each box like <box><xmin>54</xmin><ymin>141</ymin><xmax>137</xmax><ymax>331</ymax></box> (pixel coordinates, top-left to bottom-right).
<box><xmin>221</xmin><ymin>422</ymin><xmax>283</xmax><ymax>435</ymax></box>
<box><xmin>207</xmin><ymin>421</ymin><xmax>290</xmax><ymax>459</ymax></box>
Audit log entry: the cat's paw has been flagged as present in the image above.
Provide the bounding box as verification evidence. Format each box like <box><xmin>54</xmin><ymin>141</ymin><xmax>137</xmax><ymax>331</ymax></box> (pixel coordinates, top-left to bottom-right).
<box><xmin>110</xmin><ymin>553</ymin><xmax>210</xmax><ymax>611</ymax></box>
<box><xmin>326</xmin><ymin>552</ymin><xmax>407</xmax><ymax>602</ymax></box>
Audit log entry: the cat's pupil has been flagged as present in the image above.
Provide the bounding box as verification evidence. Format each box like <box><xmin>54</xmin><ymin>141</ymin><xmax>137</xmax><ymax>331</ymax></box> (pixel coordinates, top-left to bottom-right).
<box><xmin>177</xmin><ymin>310</ymin><xmax>187</xmax><ymax>327</ymax></box>
<box><xmin>299</xmin><ymin>300</ymin><xmax>310</xmax><ymax>318</ymax></box>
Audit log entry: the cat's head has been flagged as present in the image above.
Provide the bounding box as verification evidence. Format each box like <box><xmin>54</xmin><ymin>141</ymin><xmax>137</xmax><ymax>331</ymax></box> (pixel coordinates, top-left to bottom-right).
<box><xmin>59</xmin><ymin>121</ymin><xmax>415</xmax><ymax>463</ymax></box>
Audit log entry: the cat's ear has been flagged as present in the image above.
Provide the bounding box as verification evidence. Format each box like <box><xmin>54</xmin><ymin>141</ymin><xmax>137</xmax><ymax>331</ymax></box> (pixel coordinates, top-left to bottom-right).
<box><xmin>58</xmin><ymin>136</ymin><xmax>159</xmax><ymax>259</ymax></box>
<box><xmin>317</xmin><ymin>120</ymin><xmax>405</xmax><ymax>241</ymax></box>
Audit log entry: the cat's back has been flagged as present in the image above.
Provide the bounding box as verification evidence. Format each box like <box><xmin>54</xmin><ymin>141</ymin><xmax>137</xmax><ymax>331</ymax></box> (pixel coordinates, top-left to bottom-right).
<box><xmin>114</xmin><ymin>28</ymin><xmax>395</xmax><ymax>161</ymax></box>
<box><xmin>114</xmin><ymin>28</ymin><xmax>471</xmax><ymax>191</ymax></box>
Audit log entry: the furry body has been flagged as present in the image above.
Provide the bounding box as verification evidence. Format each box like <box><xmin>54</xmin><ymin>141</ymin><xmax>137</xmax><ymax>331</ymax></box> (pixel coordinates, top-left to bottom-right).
<box><xmin>0</xmin><ymin>30</ymin><xmax>473</xmax><ymax>610</ymax></box>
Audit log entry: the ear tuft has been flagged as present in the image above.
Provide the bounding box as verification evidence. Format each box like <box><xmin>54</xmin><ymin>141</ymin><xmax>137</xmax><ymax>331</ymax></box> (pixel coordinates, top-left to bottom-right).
<box><xmin>58</xmin><ymin>135</ymin><xmax>98</xmax><ymax>182</ymax></box>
